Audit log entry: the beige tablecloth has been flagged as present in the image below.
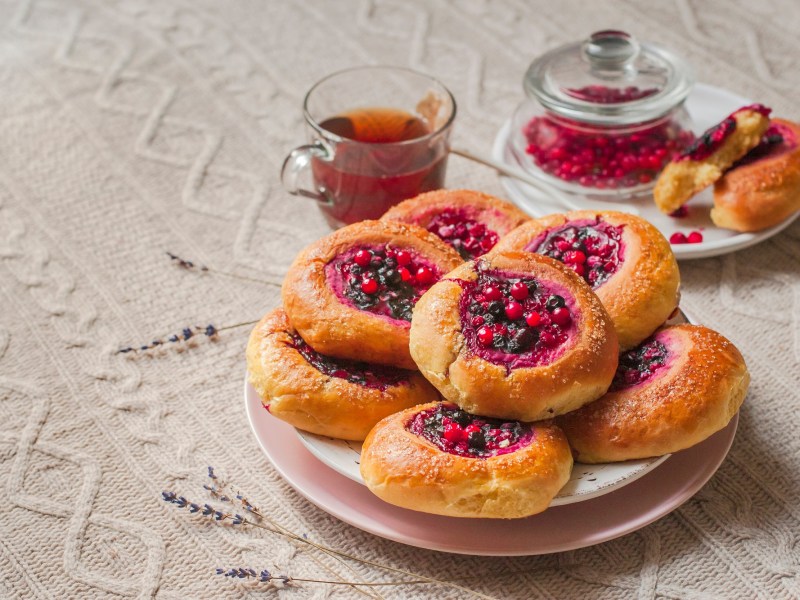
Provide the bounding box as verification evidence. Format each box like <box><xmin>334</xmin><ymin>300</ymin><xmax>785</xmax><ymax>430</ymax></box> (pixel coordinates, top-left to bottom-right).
<box><xmin>1</xmin><ymin>0</ymin><xmax>799</xmax><ymax>598</ymax></box>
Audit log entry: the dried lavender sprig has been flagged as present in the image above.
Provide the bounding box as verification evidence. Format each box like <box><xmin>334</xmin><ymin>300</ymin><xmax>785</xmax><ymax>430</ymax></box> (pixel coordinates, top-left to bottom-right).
<box><xmin>166</xmin><ymin>252</ymin><xmax>274</xmax><ymax>286</ymax></box>
<box><xmin>201</xmin><ymin>471</ymin><xmax>383</xmax><ymax>600</ymax></box>
<box><xmin>116</xmin><ymin>320</ymin><xmax>257</xmax><ymax>354</ymax></box>
<box><xmin>215</xmin><ymin>568</ymin><xmax>427</xmax><ymax>587</ymax></box>
<box><xmin>191</xmin><ymin>470</ymin><xmax>498</xmax><ymax>600</ymax></box>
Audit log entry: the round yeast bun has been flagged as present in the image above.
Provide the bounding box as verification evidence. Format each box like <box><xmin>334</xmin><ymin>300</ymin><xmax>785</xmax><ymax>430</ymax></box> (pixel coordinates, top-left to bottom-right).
<box><xmin>409</xmin><ymin>251</ymin><xmax>618</xmax><ymax>421</ymax></box>
<box><xmin>491</xmin><ymin>210</ymin><xmax>680</xmax><ymax>350</ymax></box>
<box><xmin>654</xmin><ymin>105</ymin><xmax>771</xmax><ymax>213</ymax></box>
<box><xmin>712</xmin><ymin>118</ymin><xmax>800</xmax><ymax>232</ymax></box>
<box><xmin>246</xmin><ymin>308</ymin><xmax>439</xmax><ymax>441</ymax></box>
<box><xmin>381</xmin><ymin>189</ymin><xmax>529</xmax><ymax>258</ymax></box>
<box><xmin>360</xmin><ymin>402</ymin><xmax>573</xmax><ymax>518</ymax></box>
<box><xmin>282</xmin><ymin>220</ymin><xmax>462</xmax><ymax>369</ymax></box>
<box><xmin>558</xmin><ymin>324</ymin><xmax>749</xmax><ymax>462</ymax></box>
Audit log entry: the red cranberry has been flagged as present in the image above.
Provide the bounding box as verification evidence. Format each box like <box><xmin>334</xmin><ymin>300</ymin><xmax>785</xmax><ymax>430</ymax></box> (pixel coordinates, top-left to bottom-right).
<box><xmin>563</xmin><ymin>250</ymin><xmax>586</xmax><ymax>264</ymax></box>
<box><xmin>465</xmin><ymin>423</ymin><xmax>481</xmax><ymax>435</ymax></box>
<box><xmin>505</xmin><ymin>301</ymin><xmax>524</xmax><ymax>321</ymax></box>
<box><xmin>540</xmin><ymin>331</ymin><xmax>557</xmax><ymax>346</ymax></box>
<box><xmin>361</xmin><ymin>278</ymin><xmax>378</xmax><ymax>294</ymax></box>
<box><xmin>443</xmin><ymin>422</ymin><xmax>466</xmax><ymax>443</ymax></box>
<box><xmin>525</xmin><ymin>312</ymin><xmax>542</xmax><ymax>327</ymax></box>
<box><xmin>398</xmin><ymin>267</ymin><xmax>411</xmax><ymax>281</ymax></box>
<box><xmin>687</xmin><ymin>231</ymin><xmax>704</xmax><ymax>243</ymax></box>
<box><xmin>416</xmin><ymin>266</ymin><xmax>434</xmax><ymax>284</ymax></box>
<box><xmin>510</xmin><ymin>282</ymin><xmax>529</xmax><ymax>300</ymax></box>
<box><xmin>483</xmin><ymin>285</ymin><xmax>502</xmax><ymax>301</ymax></box>
<box><xmin>395</xmin><ymin>250</ymin><xmax>411</xmax><ymax>266</ymax></box>
<box><xmin>670</xmin><ymin>232</ymin><xmax>688</xmax><ymax>244</ymax></box>
<box><xmin>551</xmin><ymin>307</ymin><xmax>572</xmax><ymax>327</ymax></box>
<box><xmin>477</xmin><ymin>326</ymin><xmax>494</xmax><ymax>346</ymax></box>
<box><xmin>471</xmin><ymin>315</ymin><xmax>485</xmax><ymax>327</ymax></box>
<box><xmin>569</xmin><ymin>262</ymin><xmax>586</xmax><ymax>277</ymax></box>
<box><xmin>354</xmin><ymin>250</ymin><xmax>372</xmax><ymax>267</ymax></box>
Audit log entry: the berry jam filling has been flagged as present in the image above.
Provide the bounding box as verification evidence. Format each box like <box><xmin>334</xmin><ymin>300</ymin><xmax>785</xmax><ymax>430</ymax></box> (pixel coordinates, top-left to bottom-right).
<box><xmin>523</xmin><ymin>86</ymin><xmax>694</xmax><ymax>189</ymax></box>
<box><xmin>528</xmin><ymin>219</ymin><xmax>624</xmax><ymax>289</ymax></box>
<box><xmin>326</xmin><ymin>246</ymin><xmax>440</xmax><ymax>322</ymax></box>
<box><xmin>564</xmin><ymin>85</ymin><xmax>659</xmax><ymax>104</ymax></box>
<box><xmin>729</xmin><ymin>122</ymin><xmax>798</xmax><ymax>170</ymax></box>
<box><xmin>407</xmin><ymin>403</ymin><xmax>534</xmax><ymax>458</ymax></box>
<box><xmin>426</xmin><ymin>209</ymin><xmax>499</xmax><ymax>259</ymax></box>
<box><xmin>457</xmin><ymin>267</ymin><xmax>576</xmax><ymax>369</ymax></box>
<box><xmin>611</xmin><ymin>337</ymin><xmax>670</xmax><ymax>390</ymax></box>
<box><xmin>290</xmin><ymin>334</ymin><xmax>408</xmax><ymax>391</ymax></box>
<box><xmin>677</xmin><ymin>104</ymin><xmax>772</xmax><ymax>162</ymax></box>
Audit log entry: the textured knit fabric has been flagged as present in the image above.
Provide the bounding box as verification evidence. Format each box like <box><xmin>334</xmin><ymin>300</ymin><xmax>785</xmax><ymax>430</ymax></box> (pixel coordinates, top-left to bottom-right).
<box><xmin>1</xmin><ymin>0</ymin><xmax>798</xmax><ymax>598</ymax></box>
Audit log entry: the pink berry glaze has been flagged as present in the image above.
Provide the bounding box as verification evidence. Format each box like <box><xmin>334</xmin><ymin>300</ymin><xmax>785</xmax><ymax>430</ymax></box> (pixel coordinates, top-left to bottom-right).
<box><xmin>728</xmin><ymin>122</ymin><xmax>798</xmax><ymax>170</ymax></box>
<box><xmin>456</xmin><ymin>266</ymin><xmax>578</xmax><ymax>370</ymax></box>
<box><xmin>425</xmin><ymin>208</ymin><xmax>500</xmax><ymax>259</ymax></box>
<box><xmin>610</xmin><ymin>332</ymin><xmax>673</xmax><ymax>391</ymax></box>
<box><xmin>407</xmin><ymin>403</ymin><xmax>534</xmax><ymax>458</ymax></box>
<box><xmin>289</xmin><ymin>334</ymin><xmax>409</xmax><ymax>391</ymax></box>
<box><xmin>676</xmin><ymin>104</ymin><xmax>772</xmax><ymax>163</ymax></box>
<box><xmin>527</xmin><ymin>219</ymin><xmax>624</xmax><ymax>289</ymax></box>
<box><xmin>325</xmin><ymin>245</ymin><xmax>441</xmax><ymax>323</ymax></box>
<box><xmin>523</xmin><ymin>86</ymin><xmax>694</xmax><ymax>189</ymax></box>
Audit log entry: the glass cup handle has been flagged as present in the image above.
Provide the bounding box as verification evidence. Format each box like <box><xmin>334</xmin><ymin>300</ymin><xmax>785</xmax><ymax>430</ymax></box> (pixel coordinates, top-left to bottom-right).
<box><xmin>281</xmin><ymin>142</ymin><xmax>333</xmax><ymax>205</ymax></box>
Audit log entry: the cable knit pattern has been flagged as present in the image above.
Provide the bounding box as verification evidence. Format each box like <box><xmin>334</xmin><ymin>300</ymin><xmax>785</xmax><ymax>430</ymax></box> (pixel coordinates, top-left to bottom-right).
<box><xmin>0</xmin><ymin>0</ymin><xmax>798</xmax><ymax>598</ymax></box>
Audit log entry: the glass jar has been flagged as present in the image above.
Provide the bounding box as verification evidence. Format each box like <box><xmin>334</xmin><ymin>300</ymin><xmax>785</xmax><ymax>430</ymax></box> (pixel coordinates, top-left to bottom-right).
<box><xmin>507</xmin><ymin>30</ymin><xmax>695</xmax><ymax>197</ymax></box>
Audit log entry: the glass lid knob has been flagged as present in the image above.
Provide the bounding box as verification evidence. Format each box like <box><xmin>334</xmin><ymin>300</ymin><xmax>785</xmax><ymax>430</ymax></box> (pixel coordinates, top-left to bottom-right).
<box><xmin>581</xmin><ymin>30</ymin><xmax>640</xmax><ymax>72</ymax></box>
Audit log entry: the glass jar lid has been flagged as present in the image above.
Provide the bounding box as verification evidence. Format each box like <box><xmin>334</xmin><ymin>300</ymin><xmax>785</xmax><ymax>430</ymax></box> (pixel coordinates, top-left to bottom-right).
<box><xmin>523</xmin><ymin>30</ymin><xmax>694</xmax><ymax>125</ymax></box>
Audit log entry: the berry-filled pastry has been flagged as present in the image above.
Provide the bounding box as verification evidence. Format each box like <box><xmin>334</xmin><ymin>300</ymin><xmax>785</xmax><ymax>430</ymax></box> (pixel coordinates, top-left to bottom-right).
<box><xmin>654</xmin><ymin>104</ymin><xmax>771</xmax><ymax>213</ymax></box>
<box><xmin>558</xmin><ymin>324</ymin><xmax>749</xmax><ymax>463</ymax></box>
<box><xmin>490</xmin><ymin>211</ymin><xmax>679</xmax><ymax>350</ymax></box>
<box><xmin>410</xmin><ymin>251</ymin><xmax>618</xmax><ymax>421</ymax></box>
<box><xmin>381</xmin><ymin>189</ymin><xmax>530</xmax><ymax>259</ymax></box>
<box><xmin>360</xmin><ymin>402</ymin><xmax>573</xmax><ymax>518</ymax></box>
<box><xmin>712</xmin><ymin>118</ymin><xmax>800</xmax><ymax>232</ymax></box>
<box><xmin>246</xmin><ymin>309</ymin><xmax>439</xmax><ymax>441</ymax></box>
<box><xmin>282</xmin><ymin>220</ymin><xmax>463</xmax><ymax>369</ymax></box>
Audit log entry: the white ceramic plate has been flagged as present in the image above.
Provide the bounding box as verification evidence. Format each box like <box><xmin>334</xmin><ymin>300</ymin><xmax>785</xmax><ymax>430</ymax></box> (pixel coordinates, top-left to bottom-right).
<box><xmin>246</xmin><ymin>382</ymin><xmax>738</xmax><ymax>555</ymax></box>
<box><xmin>293</xmin><ymin>309</ymin><xmax>695</xmax><ymax>506</ymax></box>
<box><xmin>295</xmin><ymin>430</ymin><xmax>669</xmax><ymax>506</ymax></box>
<box><xmin>492</xmin><ymin>83</ymin><xmax>799</xmax><ymax>260</ymax></box>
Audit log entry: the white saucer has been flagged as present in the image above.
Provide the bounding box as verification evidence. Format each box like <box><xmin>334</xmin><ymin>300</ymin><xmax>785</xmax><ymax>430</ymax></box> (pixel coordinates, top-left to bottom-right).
<box><xmin>492</xmin><ymin>83</ymin><xmax>799</xmax><ymax>259</ymax></box>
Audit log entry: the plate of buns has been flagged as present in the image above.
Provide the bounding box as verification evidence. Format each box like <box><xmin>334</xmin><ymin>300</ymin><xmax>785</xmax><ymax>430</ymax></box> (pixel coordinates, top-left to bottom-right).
<box><xmin>246</xmin><ymin>189</ymin><xmax>749</xmax><ymax>551</ymax></box>
<box><xmin>494</xmin><ymin>83</ymin><xmax>800</xmax><ymax>259</ymax></box>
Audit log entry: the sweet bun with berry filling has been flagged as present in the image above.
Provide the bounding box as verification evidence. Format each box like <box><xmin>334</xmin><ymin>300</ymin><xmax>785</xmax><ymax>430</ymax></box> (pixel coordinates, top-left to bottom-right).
<box><xmin>654</xmin><ymin>104</ymin><xmax>771</xmax><ymax>213</ymax></box>
<box><xmin>409</xmin><ymin>251</ymin><xmax>618</xmax><ymax>421</ymax></box>
<box><xmin>360</xmin><ymin>402</ymin><xmax>573</xmax><ymax>518</ymax></box>
<box><xmin>558</xmin><ymin>324</ymin><xmax>749</xmax><ymax>463</ymax></box>
<box><xmin>711</xmin><ymin>118</ymin><xmax>800</xmax><ymax>232</ymax></box>
<box><xmin>490</xmin><ymin>211</ymin><xmax>679</xmax><ymax>350</ymax></box>
<box><xmin>282</xmin><ymin>220</ymin><xmax>463</xmax><ymax>369</ymax></box>
<box><xmin>381</xmin><ymin>189</ymin><xmax>530</xmax><ymax>259</ymax></box>
<box><xmin>246</xmin><ymin>308</ymin><xmax>440</xmax><ymax>441</ymax></box>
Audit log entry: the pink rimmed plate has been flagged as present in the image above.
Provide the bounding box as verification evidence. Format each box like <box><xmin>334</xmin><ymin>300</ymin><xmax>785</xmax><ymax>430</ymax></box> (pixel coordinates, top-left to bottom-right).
<box><xmin>245</xmin><ymin>381</ymin><xmax>738</xmax><ymax>555</ymax></box>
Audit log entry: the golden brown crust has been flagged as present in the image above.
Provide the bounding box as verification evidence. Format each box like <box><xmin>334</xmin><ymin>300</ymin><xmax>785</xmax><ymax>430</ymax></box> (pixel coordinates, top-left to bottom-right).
<box><xmin>246</xmin><ymin>308</ymin><xmax>440</xmax><ymax>441</ymax></box>
<box><xmin>654</xmin><ymin>108</ymin><xmax>771</xmax><ymax>213</ymax></box>
<box><xmin>360</xmin><ymin>402</ymin><xmax>573</xmax><ymax>518</ymax></box>
<box><xmin>712</xmin><ymin>118</ymin><xmax>800</xmax><ymax>232</ymax></box>
<box><xmin>409</xmin><ymin>252</ymin><xmax>618</xmax><ymax>421</ymax></box>
<box><xmin>491</xmin><ymin>211</ymin><xmax>680</xmax><ymax>350</ymax></box>
<box><xmin>281</xmin><ymin>220</ymin><xmax>463</xmax><ymax>369</ymax></box>
<box><xmin>381</xmin><ymin>189</ymin><xmax>530</xmax><ymax>237</ymax></box>
<box><xmin>558</xmin><ymin>324</ymin><xmax>749</xmax><ymax>463</ymax></box>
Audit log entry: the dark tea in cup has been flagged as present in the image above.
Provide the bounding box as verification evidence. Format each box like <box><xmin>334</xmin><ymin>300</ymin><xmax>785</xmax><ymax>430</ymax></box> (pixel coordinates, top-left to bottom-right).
<box><xmin>282</xmin><ymin>67</ymin><xmax>456</xmax><ymax>228</ymax></box>
<box><xmin>311</xmin><ymin>107</ymin><xmax>448</xmax><ymax>224</ymax></box>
